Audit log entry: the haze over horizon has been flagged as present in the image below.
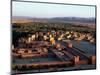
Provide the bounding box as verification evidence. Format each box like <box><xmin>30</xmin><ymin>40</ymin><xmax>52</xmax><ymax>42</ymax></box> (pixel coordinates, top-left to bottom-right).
<box><xmin>12</xmin><ymin>1</ymin><xmax>96</xmax><ymax>18</ymax></box>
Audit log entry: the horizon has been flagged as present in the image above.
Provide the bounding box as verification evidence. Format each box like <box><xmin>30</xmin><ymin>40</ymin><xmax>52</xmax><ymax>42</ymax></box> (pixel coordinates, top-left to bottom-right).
<box><xmin>12</xmin><ymin>16</ymin><xmax>95</xmax><ymax>19</ymax></box>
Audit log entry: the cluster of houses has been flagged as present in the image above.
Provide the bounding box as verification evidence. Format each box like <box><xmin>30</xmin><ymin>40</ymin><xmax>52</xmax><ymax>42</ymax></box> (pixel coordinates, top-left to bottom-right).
<box><xmin>17</xmin><ymin>31</ymin><xmax>95</xmax><ymax>45</ymax></box>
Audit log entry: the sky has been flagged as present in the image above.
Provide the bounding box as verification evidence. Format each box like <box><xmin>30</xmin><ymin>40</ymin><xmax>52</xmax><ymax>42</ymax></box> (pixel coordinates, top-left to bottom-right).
<box><xmin>12</xmin><ymin>1</ymin><xmax>96</xmax><ymax>18</ymax></box>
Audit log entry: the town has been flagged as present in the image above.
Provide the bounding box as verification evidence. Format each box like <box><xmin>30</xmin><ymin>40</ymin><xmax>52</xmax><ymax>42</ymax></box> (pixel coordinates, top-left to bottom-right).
<box><xmin>12</xmin><ymin>22</ymin><xmax>96</xmax><ymax>74</ymax></box>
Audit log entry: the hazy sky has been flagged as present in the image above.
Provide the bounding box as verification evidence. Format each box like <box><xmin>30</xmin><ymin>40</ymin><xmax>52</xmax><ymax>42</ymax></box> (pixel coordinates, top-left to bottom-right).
<box><xmin>12</xmin><ymin>1</ymin><xmax>96</xmax><ymax>18</ymax></box>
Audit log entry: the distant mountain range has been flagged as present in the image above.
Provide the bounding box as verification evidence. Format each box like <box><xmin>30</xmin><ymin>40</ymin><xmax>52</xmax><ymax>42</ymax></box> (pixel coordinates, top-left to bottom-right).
<box><xmin>12</xmin><ymin>16</ymin><xmax>96</xmax><ymax>25</ymax></box>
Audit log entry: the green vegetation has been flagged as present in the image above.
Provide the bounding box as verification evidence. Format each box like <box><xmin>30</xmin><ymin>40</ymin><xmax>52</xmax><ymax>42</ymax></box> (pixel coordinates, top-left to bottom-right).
<box><xmin>12</xmin><ymin>22</ymin><xmax>95</xmax><ymax>33</ymax></box>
